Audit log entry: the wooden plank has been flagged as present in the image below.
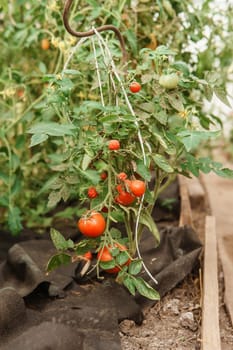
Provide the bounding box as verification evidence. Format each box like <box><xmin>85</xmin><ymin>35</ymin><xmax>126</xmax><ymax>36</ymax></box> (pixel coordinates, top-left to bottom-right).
<box><xmin>202</xmin><ymin>172</ymin><xmax>233</xmax><ymax>325</ymax></box>
<box><xmin>218</xmin><ymin>236</ymin><xmax>233</xmax><ymax>326</ymax></box>
<box><xmin>178</xmin><ymin>175</ymin><xmax>193</xmax><ymax>227</ymax></box>
<box><xmin>201</xmin><ymin>216</ymin><xmax>221</xmax><ymax>350</ymax></box>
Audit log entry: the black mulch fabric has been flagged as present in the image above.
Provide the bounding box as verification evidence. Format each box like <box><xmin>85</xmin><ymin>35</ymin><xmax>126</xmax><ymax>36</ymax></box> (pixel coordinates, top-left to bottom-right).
<box><xmin>0</xmin><ymin>222</ymin><xmax>202</xmax><ymax>350</ymax></box>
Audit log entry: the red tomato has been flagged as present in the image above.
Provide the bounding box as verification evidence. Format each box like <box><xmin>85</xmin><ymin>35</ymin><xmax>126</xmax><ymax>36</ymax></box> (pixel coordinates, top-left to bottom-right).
<box><xmin>117</xmin><ymin>172</ymin><xmax>128</xmax><ymax>181</ymax></box>
<box><xmin>17</xmin><ymin>89</ymin><xmax>24</xmax><ymax>99</ymax></box>
<box><xmin>129</xmin><ymin>81</ymin><xmax>141</xmax><ymax>93</ymax></box>
<box><xmin>83</xmin><ymin>251</ymin><xmax>92</xmax><ymax>260</ymax></box>
<box><xmin>108</xmin><ymin>140</ymin><xmax>120</xmax><ymax>150</ymax></box>
<box><xmin>115</xmin><ymin>191</ymin><xmax>135</xmax><ymax>206</ymax></box>
<box><xmin>127</xmin><ymin>180</ymin><xmax>146</xmax><ymax>197</ymax></box>
<box><xmin>100</xmin><ymin>171</ymin><xmax>108</xmax><ymax>180</ymax></box>
<box><xmin>77</xmin><ymin>212</ymin><xmax>106</xmax><ymax>238</ymax></box>
<box><xmin>87</xmin><ymin>187</ymin><xmax>98</xmax><ymax>199</ymax></box>
<box><xmin>97</xmin><ymin>243</ymin><xmax>130</xmax><ymax>274</ymax></box>
<box><xmin>101</xmin><ymin>206</ymin><xmax>108</xmax><ymax>213</ymax></box>
<box><xmin>115</xmin><ymin>184</ymin><xmax>135</xmax><ymax>206</ymax></box>
<box><xmin>41</xmin><ymin>38</ymin><xmax>50</xmax><ymax>50</ymax></box>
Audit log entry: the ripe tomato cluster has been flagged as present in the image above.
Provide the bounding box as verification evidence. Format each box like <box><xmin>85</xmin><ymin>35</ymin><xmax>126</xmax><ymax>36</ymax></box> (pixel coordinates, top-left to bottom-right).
<box><xmin>76</xmin><ymin>132</ymin><xmax>146</xmax><ymax>275</ymax></box>
<box><xmin>115</xmin><ymin>178</ymin><xmax>146</xmax><ymax>206</ymax></box>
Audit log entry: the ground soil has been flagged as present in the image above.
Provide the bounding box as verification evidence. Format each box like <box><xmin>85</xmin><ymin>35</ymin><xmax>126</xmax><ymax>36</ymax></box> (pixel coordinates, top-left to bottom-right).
<box><xmin>119</xmin><ymin>178</ymin><xmax>233</xmax><ymax>350</ymax></box>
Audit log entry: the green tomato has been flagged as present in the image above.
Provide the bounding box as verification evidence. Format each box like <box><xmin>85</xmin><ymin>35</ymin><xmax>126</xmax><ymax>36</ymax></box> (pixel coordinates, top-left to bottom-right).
<box><xmin>159</xmin><ymin>73</ymin><xmax>179</xmax><ymax>89</ymax></box>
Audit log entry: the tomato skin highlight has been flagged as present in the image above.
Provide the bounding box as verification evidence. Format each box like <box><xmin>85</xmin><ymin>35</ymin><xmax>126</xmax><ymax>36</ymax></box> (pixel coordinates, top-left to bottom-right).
<box><xmin>108</xmin><ymin>140</ymin><xmax>120</xmax><ymax>150</ymax></box>
<box><xmin>41</xmin><ymin>38</ymin><xmax>50</xmax><ymax>50</ymax></box>
<box><xmin>129</xmin><ymin>81</ymin><xmax>141</xmax><ymax>93</ymax></box>
<box><xmin>128</xmin><ymin>180</ymin><xmax>146</xmax><ymax>197</ymax></box>
<box><xmin>77</xmin><ymin>212</ymin><xmax>106</xmax><ymax>238</ymax></box>
<box><xmin>87</xmin><ymin>187</ymin><xmax>98</xmax><ymax>199</ymax></box>
<box><xmin>97</xmin><ymin>243</ymin><xmax>130</xmax><ymax>274</ymax></box>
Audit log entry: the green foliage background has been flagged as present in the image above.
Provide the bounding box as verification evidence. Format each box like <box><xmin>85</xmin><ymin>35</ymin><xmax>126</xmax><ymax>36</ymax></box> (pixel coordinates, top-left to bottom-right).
<box><xmin>0</xmin><ymin>0</ymin><xmax>232</xmax><ymax>235</ymax></box>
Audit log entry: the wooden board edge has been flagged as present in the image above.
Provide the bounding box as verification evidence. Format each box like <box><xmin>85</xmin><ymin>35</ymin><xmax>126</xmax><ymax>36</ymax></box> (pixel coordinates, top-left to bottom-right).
<box><xmin>201</xmin><ymin>215</ymin><xmax>221</xmax><ymax>350</ymax></box>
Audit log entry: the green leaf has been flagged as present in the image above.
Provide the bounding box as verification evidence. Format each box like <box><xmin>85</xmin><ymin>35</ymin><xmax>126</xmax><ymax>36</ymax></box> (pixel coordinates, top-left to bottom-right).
<box><xmin>123</xmin><ymin>276</ymin><xmax>136</xmax><ymax>296</ymax></box>
<box><xmin>116</xmin><ymin>251</ymin><xmax>130</xmax><ymax>265</ymax></box>
<box><xmin>28</xmin><ymin>122</ymin><xmax>76</xmax><ymax>137</ymax></box>
<box><xmin>154</xmin><ymin>45</ymin><xmax>176</xmax><ymax>56</ymax></box>
<box><xmin>62</xmin><ymin>69</ymin><xmax>81</xmax><ymax>75</ymax></box>
<box><xmin>154</xmin><ymin>111</ymin><xmax>168</xmax><ymax>125</ymax></box>
<box><xmin>152</xmin><ymin>130</ymin><xmax>169</xmax><ymax>150</ymax></box>
<box><xmin>124</xmin><ymin>29</ymin><xmax>137</xmax><ymax>55</ymax></box>
<box><xmin>177</xmin><ymin>130</ymin><xmax>220</xmax><ymax>152</ymax></box>
<box><xmin>180</xmin><ymin>154</ymin><xmax>200</xmax><ymax>177</ymax></box>
<box><xmin>138</xmin><ymin>211</ymin><xmax>160</xmax><ymax>244</ymax></box>
<box><xmin>110</xmin><ymin>210</ymin><xmax>125</xmax><ymax>223</ymax></box>
<box><xmin>0</xmin><ymin>171</ymin><xmax>8</xmax><ymax>185</ymax></box>
<box><xmin>128</xmin><ymin>260</ymin><xmax>143</xmax><ymax>275</ymax></box>
<box><xmin>99</xmin><ymin>260</ymin><xmax>116</xmax><ymax>270</ymax></box>
<box><xmin>133</xmin><ymin>277</ymin><xmax>160</xmax><ymax>300</ymax></box>
<box><xmin>110</xmin><ymin>227</ymin><xmax>122</xmax><ymax>239</ymax></box>
<box><xmin>77</xmin><ymin>168</ymin><xmax>100</xmax><ymax>185</ymax></box>
<box><xmin>8</xmin><ymin>207</ymin><xmax>23</xmax><ymax>236</ymax></box>
<box><xmin>172</xmin><ymin>61</ymin><xmax>190</xmax><ymax>76</ymax></box>
<box><xmin>48</xmin><ymin>191</ymin><xmax>61</xmax><ymax>208</ymax></box>
<box><xmin>39</xmin><ymin>62</ymin><xmax>47</xmax><ymax>74</ymax></box>
<box><xmin>30</xmin><ymin>133</ymin><xmax>48</xmax><ymax>147</ymax></box>
<box><xmin>214</xmin><ymin>88</ymin><xmax>232</xmax><ymax>108</ymax></box>
<box><xmin>81</xmin><ymin>153</ymin><xmax>93</xmax><ymax>171</ymax></box>
<box><xmin>136</xmin><ymin>161</ymin><xmax>151</xmax><ymax>181</ymax></box>
<box><xmin>50</xmin><ymin>228</ymin><xmax>74</xmax><ymax>251</ymax></box>
<box><xmin>47</xmin><ymin>253</ymin><xmax>71</xmax><ymax>272</ymax></box>
<box><xmin>203</xmin><ymin>85</ymin><xmax>213</xmax><ymax>102</ymax></box>
<box><xmin>153</xmin><ymin>154</ymin><xmax>173</xmax><ymax>173</ymax></box>
<box><xmin>166</xmin><ymin>93</ymin><xmax>184</xmax><ymax>112</ymax></box>
<box><xmin>213</xmin><ymin>167</ymin><xmax>233</xmax><ymax>178</ymax></box>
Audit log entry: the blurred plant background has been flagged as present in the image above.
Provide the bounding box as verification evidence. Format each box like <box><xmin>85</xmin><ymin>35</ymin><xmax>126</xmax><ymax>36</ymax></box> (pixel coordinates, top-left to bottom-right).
<box><xmin>0</xmin><ymin>0</ymin><xmax>232</xmax><ymax>235</ymax></box>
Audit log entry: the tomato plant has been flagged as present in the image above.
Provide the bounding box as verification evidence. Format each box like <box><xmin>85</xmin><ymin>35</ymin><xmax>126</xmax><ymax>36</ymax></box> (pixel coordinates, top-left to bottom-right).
<box><xmin>1</xmin><ymin>0</ymin><xmax>233</xmax><ymax>300</ymax></box>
